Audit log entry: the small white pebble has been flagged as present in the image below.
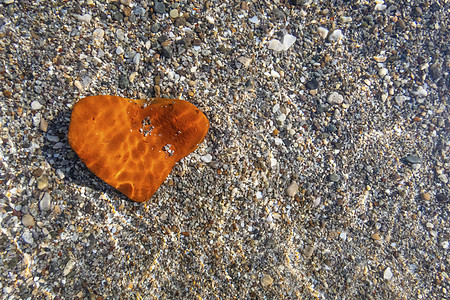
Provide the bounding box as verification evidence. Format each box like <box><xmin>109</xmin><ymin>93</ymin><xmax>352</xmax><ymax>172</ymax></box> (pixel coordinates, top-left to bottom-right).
<box><xmin>249</xmin><ymin>16</ymin><xmax>259</xmax><ymax>24</ymax></box>
<box><xmin>317</xmin><ymin>27</ymin><xmax>329</xmax><ymax>39</ymax></box>
<box><xmin>76</xmin><ymin>14</ymin><xmax>92</xmax><ymax>24</ymax></box>
<box><xmin>328</xmin><ymin>92</ymin><xmax>344</xmax><ymax>104</ymax></box>
<box><xmin>271</xmin><ymin>70</ymin><xmax>280</xmax><ymax>78</ymax></box>
<box><xmin>116</xmin><ymin>46</ymin><xmax>124</xmax><ymax>55</ymax></box>
<box><xmin>375</xmin><ymin>4</ymin><xmax>387</xmax><ymax>10</ymax></box>
<box><xmin>384</xmin><ymin>267</ymin><xmax>393</xmax><ymax>280</ymax></box>
<box><xmin>270</xmin><ymin>158</ymin><xmax>277</xmax><ymax>167</ymax></box>
<box><xmin>379</xmin><ymin>68</ymin><xmax>388</xmax><ymax>77</ymax></box>
<box><xmin>31</xmin><ymin>101</ymin><xmax>43</xmax><ymax>110</ymax></box>
<box><xmin>328</xmin><ymin>29</ymin><xmax>343</xmax><ymax>42</ymax></box>
<box><xmin>200</xmin><ymin>154</ymin><xmax>212</xmax><ymax>163</ymax></box>
<box><xmin>412</xmin><ymin>87</ymin><xmax>427</xmax><ymax>97</ymax></box>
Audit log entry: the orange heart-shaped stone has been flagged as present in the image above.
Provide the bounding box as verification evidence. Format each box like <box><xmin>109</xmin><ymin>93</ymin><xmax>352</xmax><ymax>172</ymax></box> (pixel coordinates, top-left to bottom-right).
<box><xmin>68</xmin><ymin>95</ymin><xmax>209</xmax><ymax>202</ymax></box>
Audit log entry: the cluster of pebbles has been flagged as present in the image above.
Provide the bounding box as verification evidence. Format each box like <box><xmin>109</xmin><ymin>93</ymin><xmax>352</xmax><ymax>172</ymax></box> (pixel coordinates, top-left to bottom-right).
<box><xmin>0</xmin><ymin>0</ymin><xmax>448</xmax><ymax>299</ymax></box>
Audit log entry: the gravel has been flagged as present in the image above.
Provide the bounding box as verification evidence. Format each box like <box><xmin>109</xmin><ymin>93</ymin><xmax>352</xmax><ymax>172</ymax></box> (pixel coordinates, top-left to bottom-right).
<box><xmin>0</xmin><ymin>0</ymin><xmax>449</xmax><ymax>299</ymax></box>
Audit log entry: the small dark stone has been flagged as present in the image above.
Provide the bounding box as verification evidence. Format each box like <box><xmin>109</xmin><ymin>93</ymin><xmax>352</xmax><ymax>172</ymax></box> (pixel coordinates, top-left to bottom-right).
<box><xmin>271</xmin><ymin>8</ymin><xmax>285</xmax><ymax>21</ymax></box>
<box><xmin>113</xmin><ymin>12</ymin><xmax>124</xmax><ymax>22</ymax></box>
<box><xmin>154</xmin><ymin>2</ymin><xmax>166</xmax><ymax>14</ymax></box>
<box><xmin>328</xmin><ymin>174</ymin><xmax>340</xmax><ymax>183</ymax></box>
<box><xmin>430</xmin><ymin>2</ymin><xmax>440</xmax><ymax>12</ymax></box>
<box><xmin>118</xmin><ymin>74</ymin><xmax>129</xmax><ymax>89</ymax></box>
<box><xmin>428</xmin><ymin>63</ymin><xmax>441</xmax><ymax>81</ymax></box>
<box><xmin>150</xmin><ymin>23</ymin><xmax>160</xmax><ymax>33</ymax></box>
<box><xmin>174</xmin><ymin>17</ymin><xmax>186</xmax><ymax>27</ymax></box>
<box><xmin>411</xmin><ymin>6</ymin><xmax>423</xmax><ymax>17</ymax></box>
<box><xmin>157</xmin><ymin>35</ymin><xmax>168</xmax><ymax>44</ymax></box>
<box><xmin>161</xmin><ymin>46</ymin><xmax>173</xmax><ymax>58</ymax></box>
<box><xmin>327</xmin><ymin>125</ymin><xmax>337</xmax><ymax>133</ymax></box>
<box><xmin>186</xmin><ymin>15</ymin><xmax>197</xmax><ymax>24</ymax></box>
<box><xmin>436</xmin><ymin>193</ymin><xmax>447</xmax><ymax>203</ymax></box>
<box><xmin>397</xmin><ymin>19</ymin><xmax>407</xmax><ymax>31</ymax></box>
<box><xmin>306</xmin><ymin>78</ymin><xmax>319</xmax><ymax>90</ymax></box>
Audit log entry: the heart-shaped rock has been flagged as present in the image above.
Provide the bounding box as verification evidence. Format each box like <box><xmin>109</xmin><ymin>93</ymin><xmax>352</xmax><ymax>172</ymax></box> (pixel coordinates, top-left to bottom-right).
<box><xmin>68</xmin><ymin>95</ymin><xmax>209</xmax><ymax>202</ymax></box>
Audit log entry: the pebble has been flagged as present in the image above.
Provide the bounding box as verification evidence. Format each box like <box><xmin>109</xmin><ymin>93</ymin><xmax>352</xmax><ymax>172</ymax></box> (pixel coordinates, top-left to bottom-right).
<box><xmin>405</xmin><ymin>155</ymin><xmax>421</xmax><ymax>164</ymax></box>
<box><xmin>317</xmin><ymin>27</ymin><xmax>328</xmax><ymax>39</ymax></box>
<box><xmin>129</xmin><ymin>72</ymin><xmax>138</xmax><ymax>83</ymax></box>
<box><xmin>379</xmin><ymin>68</ymin><xmax>388</xmax><ymax>77</ymax></box>
<box><xmin>154</xmin><ymin>2</ymin><xmax>166</xmax><ymax>14</ymax></box>
<box><xmin>118</xmin><ymin>74</ymin><xmax>129</xmax><ymax>89</ymax></box>
<box><xmin>169</xmin><ymin>9</ymin><xmax>179</xmax><ymax>18</ymax></box>
<box><xmin>327</xmin><ymin>92</ymin><xmax>344</xmax><ymax>104</ymax></box>
<box><xmin>328</xmin><ymin>29</ymin><xmax>343</xmax><ymax>42</ymax></box>
<box><xmin>22</xmin><ymin>231</ymin><xmax>34</xmax><ymax>244</ymax></box>
<box><xmin>305</xmin><ymin>78</ymin><xmax>319</xmax><ymax>90</ymax></box>
<box><xmin>39</xmin><ymin>192</ymin><xmax>52</xmax><ymax>211</ymax></box>
<box><xmin>303</xmin><ymin>244</ymin><xmax>314</xmax><ymax>258</ymax></box>
<box><xmin>37</xmin><ymin>175</ymin><xmax>49</xmax><ymax>190</ymax></box>
<box><xmin>420</xmin><ymin>192</ymin><xmax>431</xmax><ymax>201</ymax></box>
<box><xmin>116</xmin><ymin>29</ymin><xmax>125</xmax><ymax>41</ymax></box>
<box><xmin>4</xmin><ymin>0</ymin><xmax>14</xmax><ymax>4</ymax></box>
<box><xmin>63</xmin><ymin>260</ymin><xmax>76</xmax><ymax>276</ymax></box>
<box><xmin>384</xmin><ymin>267</ymin><xmax>393</xmax><ymax>280</ymax></box>
<box><xmin>22</xmin><ymin>214</ymin><xmax>35</xmax><ymax>227</ymax></box>
<box><xmin>161</xmin><ymin>46</ymin><xmax>173</xmax><ymax>58</ymax></box>
<box><xmin>47</xmin><ymin>135</ymin><xmax>60</xmax><ymax>142</ymax></box>
<box><xmin>237</xmin><ymin>56</ymin><xmax>251</xmax><ymax>68</ymax></box>
<box><xmin>286</xmin><ymin>181</ymin><xmax>299</xmax><ymax>197</ymax></box>
<box><xmin>328</xmin><ymin>174</ymin><xmax>340</xmax><ymax>182</ymax></box>
<box><xmin>200</xmin><ymin>154</ymin><xmax>212</xmax><ymax>163</ymax></box>
<box><xmin>394</xmin><ymin>95</ymin><xmax>407</xmax><ymax>106</ymax></box>
<box><xmin>76</xmin><ymin>14</ymin><xmax>92</xmax><ymax>24</ymax></box>
<box><xmin>261</xmin><ymin>274</ymin><xmax>274</xmax><ymax>287</ymax></box>
<box><xmin>92</xmin><ymin>28</ymin><xmax>105</xmax><ymax>39</ymax></box>
<box><xmin>31</xmin><ymin>101</ymin><xmax>43</xmax><ymax>110</ymax></box>
<box><xmin>120</xmin><ymin>0</ymin><xmax>131</xmax><ymax>5</ymax></box>
<box><xmin>116</xmin><ymin>46</ymin><xmax>124</xmax><ymax>55</ymax></box>
<box><xmin>40</xmin><ymin>117</ymin><xmax>48</xmax><ymax>132</ymax></box>
<box><xmin>411</xmin><ymin>87</ymin><xmax>427</xmax><ymax>97</ymax></box>
<box><xmin>438</xmin><ymin>174</ymin><xmax>448</xmax><ymax>184</ymax></box>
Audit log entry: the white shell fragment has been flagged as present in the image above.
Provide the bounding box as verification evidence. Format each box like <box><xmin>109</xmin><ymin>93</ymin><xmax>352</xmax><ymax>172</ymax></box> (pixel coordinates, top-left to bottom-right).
<box><xmin>268</xmin><ymin>33</ymin><xmax>297</xmax><ymax>51</ymax></box>
<box><xmin>328</xmin><ymin>29</ymin><xmax>343</xmax><ymax>42</ymax></box>
<box><xmin>75</xmin><ymin>14</ymin><xmax>92</xmax><ymax>24</ymax></box>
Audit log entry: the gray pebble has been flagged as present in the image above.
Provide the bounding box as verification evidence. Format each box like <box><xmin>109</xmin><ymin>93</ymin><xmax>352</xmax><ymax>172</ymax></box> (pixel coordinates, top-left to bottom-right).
<box><xmin>22</xmin><ymin>231</ymin><xmax>34</xmax><ymax>244</ymax></box>
<box><xmin>39</xmin><ymin>192</ymin><xmax>52</xmax><ymax>211</ymax></box>
<box><xmin>151</xmin><ymin>23</ymin><xmax>160</xmax><ymax>33</ymax></box>
<box><xmin>116</xmin><ymin>29</ymin><xmax>125</xmax><ymax>41</ymax></box>
<box><xmin>328</xmin><ymin>173</ymin><xmax>341</xmax><ymax>182</ymax></box>
<box><xmin>405</xmin><ymin>155</ymin><xmax>422</xmax><ymax>164</ymax></box>
<box><xmin>22</xmin><ymin>214</ymin><xmax>35</xmax><ymax>227</ymax></box>
<box><xmin>154</xmin><ymin>2</ymin><xmax>166</xmax><ymax>14</ymax></box>
<box><xmin>133</xmin><ymin>7</ymin><xmax>146</xmax><ymax>16</ymax></box>
<box><xmin>116</xmin><ymin>46</ymin><xmax>124</xmax><ymax>55</ymax></box>
<box><xmin>118</xmin><ymin>74</ymin><xmax>129</xmax><ymax>89</ymax></box>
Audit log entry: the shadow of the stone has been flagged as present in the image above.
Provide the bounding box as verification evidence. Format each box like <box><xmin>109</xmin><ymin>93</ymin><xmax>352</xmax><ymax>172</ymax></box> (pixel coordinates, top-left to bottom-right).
<box><xmin>42</xmin><ymin>110</ymin><xmax>128</xmax><ymax>202</ymax></box>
